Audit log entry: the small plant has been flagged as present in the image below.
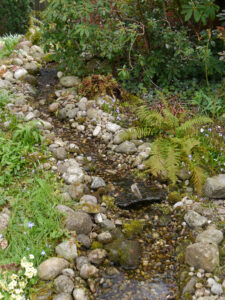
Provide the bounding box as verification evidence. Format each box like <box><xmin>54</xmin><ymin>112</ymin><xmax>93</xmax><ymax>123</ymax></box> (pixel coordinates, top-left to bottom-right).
<box><xmin>13</xmin><ymin>122</ymin><xmax>44</xmax><ymax>149</ymax></box>
<box><xmin>0</xmin><ymin>34</ymin><xmax>20</xmax><ymax>59</ymax></box>
<box><xmin>0</xmin><ymin>255</ymin><xmax>38</xmax><ymax>299</ymax></box>
<box><xmin>78</xmin><ymin>75</ymin><xmax>119</xmax><ymax>98</ymax></box>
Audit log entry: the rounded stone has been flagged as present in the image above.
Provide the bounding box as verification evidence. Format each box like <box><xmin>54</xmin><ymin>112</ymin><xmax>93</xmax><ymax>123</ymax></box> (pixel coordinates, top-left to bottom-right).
<box><xmin>79</xmin><ymin>264</ymin><xmax>98</xmax><ymax>279</ymax></box>
<box><xmin>53</xmin><ymin>293</ymin><xmax>73</xmax><ymax>300</ymax></box>
<box><xmin>185</xmin><ymin>242</ymin><xmax>219</xmax><ymax>272</ymax></box>
<box><xmin>38</xmin><ymin>258</ymin><xmax>69</xmax><ymax>280</ymax></box>
<box><xmin>60</xmin><ymin>76</ymin><xmax>81</xmax><ymax>88</ymax></box>
<box><xmin>73</xmin><ymin>288</ymin><xmax>89</xmax><ymax>300</ymax></box>
<box><xmin>196</xmin><ymin>228</ymin><xmax>223</xmax><ymax>245</ymax></box>
<box><xmin>55</xmin><ymin>240</ymin><xmax>78</xmax><ymax>260</ymax></box>
<box><xmin>54</xmin><ymin>275</ymin><xmax>74</xmax><ymax>294</ymax></box>
<box><xmin>184</xmin><ymin>210</ymin><xmax>207</xmax><ymax>228</ymax></box>
<box><xmin>65</xmin><ymin>211</ymin><xmax>93</xmax><ymax>234</ymax></box>
<box><xmin>88</xmin><ymin>249</ymin><xmax>107</xmax><ymax>265</ymax></box>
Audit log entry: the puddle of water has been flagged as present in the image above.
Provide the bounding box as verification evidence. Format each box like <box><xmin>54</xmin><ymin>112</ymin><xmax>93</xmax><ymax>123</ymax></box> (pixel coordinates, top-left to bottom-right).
<box><xmin>96</xmin><ymin>273</ymin><xmax>174</xmax><ymax>300</ymax></box>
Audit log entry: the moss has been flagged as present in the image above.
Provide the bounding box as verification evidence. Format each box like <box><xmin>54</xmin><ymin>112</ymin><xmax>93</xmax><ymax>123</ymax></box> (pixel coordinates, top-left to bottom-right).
<box><xmin>123</xmin><ymin>220</ymin><xmax>143</xmax><ymax>238</ymax></box>
<box><xmin>91</xmin><ymin>241</ymin><xmax>103</xmax><ymax>250</ymax></box>
<box><xmin>102</xmin><ymin>195</ymin><xmax>115</xmax><ymax>208</ymax></box>
<box><xmin>42</xmin><ymin>53</ymin><xmax>55</xmax><ymax>63</ymax></box>
<box><xmin>168</xmin><ymin>191</ymin><xmax>182</xmax><ymax>204</ymax></box>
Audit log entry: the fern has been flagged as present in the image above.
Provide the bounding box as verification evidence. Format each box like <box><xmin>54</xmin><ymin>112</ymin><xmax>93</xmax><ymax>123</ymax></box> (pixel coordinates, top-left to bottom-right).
<box><xmin>177</xmin><ymin>116</ymin><xmax>212</xmax><ymax>136</ymax></box>
<box><xmin>191</xmin><ymin>165</ymin><xmax>208</xmax><ymax>196</ymax></box>
<box><xmin>145</xmin><ymin>140</ymin><xmax>166</xmax><ymax>177</ymax></box>
<box><xmin>165</xmin><ymin>142</ymin><xmax>180</xmax><ymax>184</ymax></box>
<box><xmin>121</xmin><ymin>105</ymin><xmax>212</xmax><ymax>194</ymax></box>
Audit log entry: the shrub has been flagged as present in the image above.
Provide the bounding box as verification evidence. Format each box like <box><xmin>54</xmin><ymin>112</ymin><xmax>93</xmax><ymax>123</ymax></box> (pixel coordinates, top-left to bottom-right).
<box><xmin>41</xmin><ymin>0</ymin><xmax>224</xmax><ymax>91</ymax></box>
<box><xmin>0</xmin><ymin>0</ymin><xmax>33</xmax><ymax>35</ymax></box>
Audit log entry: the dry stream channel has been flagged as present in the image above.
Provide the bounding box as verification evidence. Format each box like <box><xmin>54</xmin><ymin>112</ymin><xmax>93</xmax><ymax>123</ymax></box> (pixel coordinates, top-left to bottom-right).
<box><xmin>34</xmin><ymin>67</ymin><xmax>186</xmax><ymax>300</ymax></box>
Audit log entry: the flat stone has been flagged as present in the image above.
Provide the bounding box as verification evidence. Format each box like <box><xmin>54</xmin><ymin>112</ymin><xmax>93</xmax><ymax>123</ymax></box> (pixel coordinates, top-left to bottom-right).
<box><xmin>185</xmin><ymin>242</ymin><xmax>219</xmax><ymax>272</ymax></box>
<box><xmin>86</xmin><ymin>108</ymin><xmax>99</xmax><ymax>120</ymax></box>
<box><xmin>65</xmin><ymin>211</ymin><xmax>93</xmax><ymax>234</ymax></box>
<box><xmin>60</xmin><ymin>76</ymin><xmax>81</xmax><ymax>88</ymax></box>
<box><xmin>55</xmin><ymin>240</ymin><xmax>78</xmax><ymax>260</ymax></box>
<box><xmin>204</xmin><ymin>174</ymin><xmax>225</xmax><ymax>198</ymax></box>
<box><xmin>80</xmin><ymin>195</ymin><xmax>97</xmax><ymax>205</ymax></box>
<box><xmin>114</xmin><ymin>141</ymin><xmax>137</xmax><ymax>154</ymax></box>
<box><xmin>25</xmin><ymin>112</ymin><xmax>35</xmax><ymax>121</ymax></box>
<box><xmin>106</xmin><ymin>122</ymin><xmax>121</xmax><ymax>133</ymax></box>
<box><xmin>196</xmin><ymin>228</ymin><xmax>223</xmax><ymax>245</ymax></box>
<box><xmin>56</xmin><ymin>205</ymin><xmax>74</xmax><ymax>215</ymax></box>
<box><xmin>54</xmin><ymin>275</ymin><xmax>74</xmax><ymax>293</ymax></box>
<box><xmin>38</xmin><ymin>257</ymin><xmax>69</xmax><ymax>280</ymax></box>
<box><xmin>184</xmin><ymin>210</ymin><xmax>207</xmax><ymax>228</ymax></box>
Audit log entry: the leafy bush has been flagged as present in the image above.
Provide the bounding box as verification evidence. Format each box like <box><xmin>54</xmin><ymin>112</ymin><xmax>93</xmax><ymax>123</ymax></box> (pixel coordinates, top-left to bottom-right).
<box><xmin>0</xmin><ymin>0</ymin><xmax>33</xmax><ymax>35</ymax></box>
<box><xmin>41</xmin><ymin>0</ymin><xmax>224</xmax><ymax>90</ymax></box>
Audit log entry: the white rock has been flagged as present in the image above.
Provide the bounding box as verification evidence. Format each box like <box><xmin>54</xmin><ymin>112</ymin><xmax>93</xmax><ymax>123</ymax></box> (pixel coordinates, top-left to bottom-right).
<box><xmin>25</xmin><ymin>112</ymin><xmax>35</xmax><ymax>121</ymax></box>
<box><xmin>73</xmin><ymin>288</ymin><xmax>89</xmax><ymax>300</ymax></box>
<box><xmin>106</xmin><ymin>122</ymin><xmax>121</xmax><ymax>133</ymax></box>
<box><xmin>14</xmin><ymin>68</ymin><xmax>28</xmax><ymax>80</ymax></box>
<box><xmin>211</xmin><ymin>282</ymin><xmax>223</xmax><ymax>295</ymax></box>
<box><xmin>93</xmin><ymin>125</ymin><xmax>101</xmax><ymax>137</ymax></box>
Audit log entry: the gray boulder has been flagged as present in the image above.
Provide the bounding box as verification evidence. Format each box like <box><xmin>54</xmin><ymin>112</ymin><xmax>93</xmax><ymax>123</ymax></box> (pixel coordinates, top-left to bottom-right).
<box><xmin>54</xmin><ymin>275</ymin><xmax>74</xmax><ymax>293</ymax></box>
<box><xmin>196</xmin><ymin>228</ymin><xmax>223</xmax><ymax>245</ymax></box>
<box><xmin>185</xmin><ymin>242</ymin><xmax>219</xmax><ymax>272</ymax></box>
<box><xmin>184</xmin><ymin>210</ymin><xmax>207</xmax><ymax>228</ymax></box>
<box><xmin>55</xmin><ymin>240</ymin><xmax>78</xmax><ymax>260</ymax></box>
<box><xmin>64</xmin><ymin>211</ymin><xmax>93</xmax><ymax>234</ymax></box>
<box><xmin>204</xmin><ymin>174</ymin><xmax>225</xmax><ymax>199</ymax></box>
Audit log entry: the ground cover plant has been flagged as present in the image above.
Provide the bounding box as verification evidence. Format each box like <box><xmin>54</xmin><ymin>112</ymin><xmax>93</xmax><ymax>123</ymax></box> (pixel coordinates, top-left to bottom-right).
<box><xmin>0</xmin><ymin>34</ymin><xmax>21</xmax><ymax>60</ymax></box>
<box><xmin>0</xmin><ymin>90</ymin><xmax>67</xmax><ymax>298</ymax></box>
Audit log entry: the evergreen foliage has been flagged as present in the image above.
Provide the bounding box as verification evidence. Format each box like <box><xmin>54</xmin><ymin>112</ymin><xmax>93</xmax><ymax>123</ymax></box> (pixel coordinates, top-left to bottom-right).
<box><xmin>0</xmin><ymin>0</ymin><xmax>33</xmax><ymax>35</ymax></box>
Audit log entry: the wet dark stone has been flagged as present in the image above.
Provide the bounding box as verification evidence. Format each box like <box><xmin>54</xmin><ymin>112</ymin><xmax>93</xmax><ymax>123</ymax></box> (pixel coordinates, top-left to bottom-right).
<box><xmin>105</xmin><ymin>239</ymin><xmax>141</xmax><ymax>269</ymax></box>
<box><xmin>115</xmin><ymin>182</ymin><xmax>166</xmax><ymax>208</ymax></box>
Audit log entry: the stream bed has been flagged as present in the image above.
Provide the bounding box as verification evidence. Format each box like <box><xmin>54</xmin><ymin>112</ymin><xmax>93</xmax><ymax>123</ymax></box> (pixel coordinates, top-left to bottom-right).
<box><xmin>34</xmin><ymin>67</ymin><xmax>185</xmax><ymax>299</ymax></box>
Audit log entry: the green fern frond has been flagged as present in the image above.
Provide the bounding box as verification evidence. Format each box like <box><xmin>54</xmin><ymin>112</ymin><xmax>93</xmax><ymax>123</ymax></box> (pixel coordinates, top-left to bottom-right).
<box><xmin>145</xmin><ymin>140</ymin><xmax>166</xmax><ymax>177</ymax></box>
<box><xmin>162</xmin><ymin>109</ymin><xmax>179</xmax><ymax>130</ymax></box>
<box><xmin>181</xmin><ymin>138</ymin><xmax>200</xmax><ymax>156</ymax></box>
<box><xmin>177</xmin><ymin>116</ymin><xmax>212</xmax><ymax>136</ymax></box>
<box><xmin>191</xmin><ymin>165</ymin><xmax>208</xmax><ymax>196</ymax></box>
<box><xmin>165</xmin><ymin>143</ymin><xmax>181</xmax><ymax>184</ymax></box>
<box><xmin>120</xmin><ymin>127</ymin><xmax>153</xmax><ymax>140</ymax></box>
<box><xmin>137</xmin><ymin>106</ymin><xmax>164</xmax><ymax>128</ymax></box>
